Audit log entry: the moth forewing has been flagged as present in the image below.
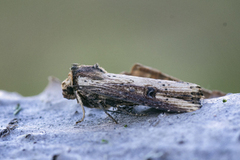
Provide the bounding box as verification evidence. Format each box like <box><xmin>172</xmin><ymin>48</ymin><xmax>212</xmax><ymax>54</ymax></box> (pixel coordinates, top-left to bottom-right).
<box><xmin>61</xmin><ymin>64</ymin><xmax>203</xmax><ymax>123</ymax></box>
<box><xmin>76</xmin><ymin>72</ymin><xmax>202</xmax><ymax>111</ymax></box>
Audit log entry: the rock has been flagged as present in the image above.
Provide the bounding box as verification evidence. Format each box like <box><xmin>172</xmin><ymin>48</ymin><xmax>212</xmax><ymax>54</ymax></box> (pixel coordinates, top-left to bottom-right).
<box><xmin>0</xmin><ymin>77</ymin><xmax>240</xmax><ymax>160</ymax></box>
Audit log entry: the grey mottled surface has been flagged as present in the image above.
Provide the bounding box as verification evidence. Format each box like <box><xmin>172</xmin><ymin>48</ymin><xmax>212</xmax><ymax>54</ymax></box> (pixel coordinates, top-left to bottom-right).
<box><xmin>0</xmin><ymin>77</ymin><xmax>240</xmax><ymax>160</ymax></box>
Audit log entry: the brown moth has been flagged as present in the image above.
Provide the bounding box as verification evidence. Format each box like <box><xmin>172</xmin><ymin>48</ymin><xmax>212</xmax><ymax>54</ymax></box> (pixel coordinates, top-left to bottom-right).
<box><xmin>61</xmin><ymin>64</ymin><xmax>203</xmax><ymax>124</ymax></box>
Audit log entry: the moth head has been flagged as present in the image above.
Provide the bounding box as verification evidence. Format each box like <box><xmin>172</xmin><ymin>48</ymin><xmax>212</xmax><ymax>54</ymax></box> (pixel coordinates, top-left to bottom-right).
<box><xmin>62</xmin><ymin>63</ymin><xmax>107</xmax><ymax>100</ymax></box>
<box><xmin>61</xmin><ymin>71</ymin><xmax>76</xmax><ymax>99</ymax></box>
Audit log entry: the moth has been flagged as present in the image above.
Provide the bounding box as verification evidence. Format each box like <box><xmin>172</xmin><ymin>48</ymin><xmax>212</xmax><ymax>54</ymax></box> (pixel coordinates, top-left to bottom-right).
<box><xmin>62</xmin><ymin>63</ymin><xmax>204</xmax><ymax>124</ymax></box>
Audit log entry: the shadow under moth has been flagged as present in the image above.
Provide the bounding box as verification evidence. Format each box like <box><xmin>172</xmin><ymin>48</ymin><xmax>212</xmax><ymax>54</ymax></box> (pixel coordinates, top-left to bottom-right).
<box><xmin>61</xmin><ymin>63</ymin><xmax>225</xmax><ymax>124</ymax></box>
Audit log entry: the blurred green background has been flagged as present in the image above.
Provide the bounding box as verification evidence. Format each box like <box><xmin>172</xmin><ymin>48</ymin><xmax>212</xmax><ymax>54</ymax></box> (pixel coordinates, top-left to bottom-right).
<box><xmin>0</xmin><ymin>0</ymin><xmax>239</xmax><ymax>96</ymax></box>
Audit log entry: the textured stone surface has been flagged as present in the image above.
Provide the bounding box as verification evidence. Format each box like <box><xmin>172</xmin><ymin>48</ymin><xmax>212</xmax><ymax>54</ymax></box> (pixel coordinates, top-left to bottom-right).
<box><xmin>0</xmin><ymin>77</ymin><xmax>240</xmax><ymax>160</ymax></box>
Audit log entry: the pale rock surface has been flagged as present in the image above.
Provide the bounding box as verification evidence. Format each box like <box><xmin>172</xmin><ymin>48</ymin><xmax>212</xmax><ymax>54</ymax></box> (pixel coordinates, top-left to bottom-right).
<box><xmin>0</xmin><ymin>77</ymin><xmax>240</xmax><ymax>160</ymax></box>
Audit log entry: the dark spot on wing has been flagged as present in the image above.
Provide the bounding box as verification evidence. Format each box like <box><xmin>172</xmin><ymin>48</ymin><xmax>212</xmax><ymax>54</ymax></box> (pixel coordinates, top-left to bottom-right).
<box><xmin>146</xmin><ymin>87</ymin><xmax>156</xmax><ymax>98</ymax></box>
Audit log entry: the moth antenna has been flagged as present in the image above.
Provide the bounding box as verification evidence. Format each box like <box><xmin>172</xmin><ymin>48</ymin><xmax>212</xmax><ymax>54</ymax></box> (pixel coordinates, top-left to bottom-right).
<box><xmin>74</xmin><ymin>91</ymin><xmax>85</xmax><ymax>124</ymax></box>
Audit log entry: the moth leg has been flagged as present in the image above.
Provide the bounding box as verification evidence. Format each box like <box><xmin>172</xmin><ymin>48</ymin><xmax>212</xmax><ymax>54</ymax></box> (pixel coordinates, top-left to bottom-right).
<box><xmin>98</xmin><ymin>101</ymin><xmax>118</xmax><ymax>124</ymax></box>
<box><xmin>106</xmin><ymin>106</ymin><xmax>135</xmax><ymax>115</ymax></box>
<box><xmin>115</xmin><ymin>105</ymin><xmax>145</xmax><ymax>116</ymax></box>
<box><xmin>74</xmin><ymin>91</ymin><xmax>86</xmax><ymax>124</ymax></box>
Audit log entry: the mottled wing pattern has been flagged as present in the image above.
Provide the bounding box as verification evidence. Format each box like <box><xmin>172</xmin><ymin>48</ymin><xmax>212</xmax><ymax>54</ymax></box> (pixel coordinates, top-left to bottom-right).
<box><xmin>76</xmin><ymin>71</ymin><xmax>203</xmax><ymax>112</ymax></box>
